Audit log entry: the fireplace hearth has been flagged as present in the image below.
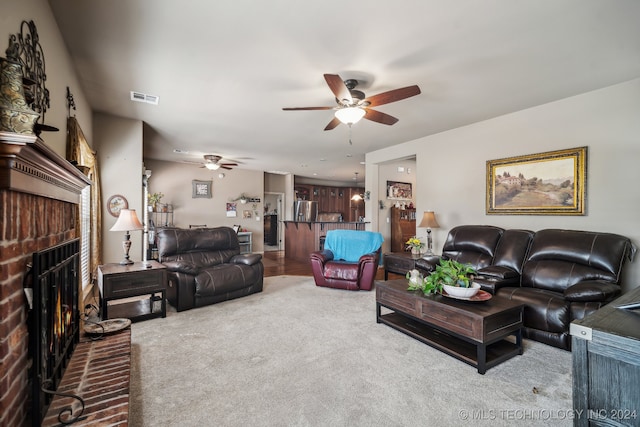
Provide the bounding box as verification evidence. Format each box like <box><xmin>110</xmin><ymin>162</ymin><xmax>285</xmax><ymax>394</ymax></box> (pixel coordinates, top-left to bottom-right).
<box><xmin>29</xmin><ymin>238</ymin><xmax>84</xmax><ymax>426</ymax></box>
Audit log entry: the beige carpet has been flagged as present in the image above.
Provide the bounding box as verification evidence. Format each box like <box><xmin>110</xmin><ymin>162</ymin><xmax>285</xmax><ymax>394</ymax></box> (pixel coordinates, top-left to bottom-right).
<box><xmin>129</xmin><ymin>276</ymin><xmax>573</xmax><ymax>426</ymax></box>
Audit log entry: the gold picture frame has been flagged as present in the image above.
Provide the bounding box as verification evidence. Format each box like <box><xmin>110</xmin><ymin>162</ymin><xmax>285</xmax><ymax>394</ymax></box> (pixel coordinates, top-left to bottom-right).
<box><xmin>486</xmin><ymin>146</ymin><xmax>587</xmax><ymax>215</ymax></box>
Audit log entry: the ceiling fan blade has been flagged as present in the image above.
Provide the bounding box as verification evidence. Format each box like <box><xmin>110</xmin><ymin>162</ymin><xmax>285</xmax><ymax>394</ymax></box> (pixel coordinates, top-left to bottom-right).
<box><xmin>364</xmin><ymin>109</ymin><xmax>399</xmax><ymax>126</ymax></box>
<box><xmin>324</xmin><ymin>74</ymin><xmax>352</xmax><ymax>105</ymax></box>
<box><xmin>221</xmin><ymin>163</ymin><xmax>238</xmax><ymax>167</ymax></box>
<box><xmin>220</xmin><ymin>165</ymin><xmax>233</xmax><ymax>170</ymax></box>
<box><xmin>324</xmin><ymin>116</ymin><xmax>341</xmax><ymax>131</ymax></box>
<box><xmin>282</xmin><ymin>106</ymin><xmax>334</xmax><ymax>111</ymax></box>
<box><xmin>364</xmin><ymin>85</ymin><xmax>421</xmax><ymax>107</ymax></box>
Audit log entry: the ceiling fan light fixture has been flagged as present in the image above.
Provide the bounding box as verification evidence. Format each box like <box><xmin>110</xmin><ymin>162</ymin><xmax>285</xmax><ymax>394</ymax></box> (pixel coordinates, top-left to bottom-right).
<box><xmin>205</xmin><ymin>162</ymin><xmax>220</xmax><ymax>170</ymax></box>
<box><xmin>335</xmin><ymin>107</ymin><xmax>365</xmax><ymax>125</ymax></box>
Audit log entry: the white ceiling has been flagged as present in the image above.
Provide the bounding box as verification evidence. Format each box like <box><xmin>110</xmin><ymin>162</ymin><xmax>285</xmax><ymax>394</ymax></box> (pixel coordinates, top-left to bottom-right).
<box><xmin>49</xmin><ymin>0</ymin><xmax>640</xmax><ymax>183</ymax></box>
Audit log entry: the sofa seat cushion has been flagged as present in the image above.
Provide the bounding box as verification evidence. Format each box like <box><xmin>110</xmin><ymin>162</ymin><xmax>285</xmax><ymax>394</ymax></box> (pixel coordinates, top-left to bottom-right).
<box><xmin>195</xmin><ymin>264</ymin><xmax>261</xmax><ymax>297</ymax></box>
<box><xmin>498</xmin><ymin>287</ymin><xmax>568</xmax><ymax>334</ymax></box>
<box><xmin>324</xmin><ymin>261</ymin><xmax>359</xmax><ymax>282</ymax></box>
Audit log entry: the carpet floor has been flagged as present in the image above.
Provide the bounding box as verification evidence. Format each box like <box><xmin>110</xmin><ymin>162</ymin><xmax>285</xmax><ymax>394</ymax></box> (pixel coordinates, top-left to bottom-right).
<box><xmin>130</xmin><ymin>276</ymin><xmax>573</xmax><ymax>426</ymax></box>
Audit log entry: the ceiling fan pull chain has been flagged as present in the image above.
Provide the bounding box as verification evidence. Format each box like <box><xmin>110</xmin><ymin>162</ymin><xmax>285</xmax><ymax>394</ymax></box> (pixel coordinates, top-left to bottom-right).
<box><xmin>348</xmin><ymin>124</ymin><xmax>353</xmax><ymax>145</ymax></box>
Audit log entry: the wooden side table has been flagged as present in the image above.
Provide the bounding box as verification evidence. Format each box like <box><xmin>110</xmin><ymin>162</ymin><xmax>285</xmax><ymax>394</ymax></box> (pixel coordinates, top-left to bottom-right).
<box><xmin>383</xmin><ymin>252</ymin><xmax>421</xmax><ymax>279</ymax></box>
<box><xmin>97</xmin><ymin>261</ymin><xmax>167</xmax><ymax>322</ymax></box>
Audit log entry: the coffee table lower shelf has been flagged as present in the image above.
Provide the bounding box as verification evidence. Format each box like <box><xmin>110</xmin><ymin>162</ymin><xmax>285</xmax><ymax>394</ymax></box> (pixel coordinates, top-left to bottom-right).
<box><xmin>378</xmin><ymin>311</ymin><xmax>521</xmax><ymax>374</ymax></box>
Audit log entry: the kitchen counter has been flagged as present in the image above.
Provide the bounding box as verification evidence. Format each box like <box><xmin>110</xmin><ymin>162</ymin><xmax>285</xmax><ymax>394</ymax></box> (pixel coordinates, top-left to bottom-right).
<box><xmin>283</xmin><ymin>220</ymin><xmax>369</xmax><ymax>263</ymax></box>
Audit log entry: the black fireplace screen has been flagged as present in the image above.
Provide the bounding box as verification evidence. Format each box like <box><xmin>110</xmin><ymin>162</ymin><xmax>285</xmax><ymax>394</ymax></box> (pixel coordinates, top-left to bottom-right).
<box><xmin>29</xmin><ymin>238</ymin><xmax>80</xmax><ymax>426</ymax></box>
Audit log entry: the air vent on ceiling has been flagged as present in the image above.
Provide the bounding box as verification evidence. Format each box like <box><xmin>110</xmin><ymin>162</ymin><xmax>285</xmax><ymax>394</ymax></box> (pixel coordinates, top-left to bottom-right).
<box><xmin>130</xmin><ymin>91</ymin><xmax>159</xmax><ymax>105</ymax></box>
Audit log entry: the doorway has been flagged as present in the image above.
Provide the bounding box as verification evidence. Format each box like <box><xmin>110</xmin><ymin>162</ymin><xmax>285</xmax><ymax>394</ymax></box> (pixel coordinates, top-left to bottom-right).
<box><xmin>264</xmin><ymin>192</ymin><xmax>284</xmax><ymax>251</ymax></box>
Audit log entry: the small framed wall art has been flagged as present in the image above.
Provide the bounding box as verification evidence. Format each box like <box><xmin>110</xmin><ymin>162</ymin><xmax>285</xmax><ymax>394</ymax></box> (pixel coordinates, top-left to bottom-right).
<box><xmin>192</xmin><ymin>180</ymin><xmax>212</xmax><ymax>198</ymax></box>
<box><xmin>106</xmin><ymin>194</ymin><xmax>128</xmax><ymax>217</ymax></box>
<box><xmin>386</xmin><ymin>181</ymin><xmax>412</xmax><ymax>200</ymax></box>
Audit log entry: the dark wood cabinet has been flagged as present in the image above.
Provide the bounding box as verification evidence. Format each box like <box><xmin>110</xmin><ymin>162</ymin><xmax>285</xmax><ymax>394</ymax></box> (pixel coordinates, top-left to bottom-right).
<box><xmin>295</xmin><ymin>184</ymin><xmax>363</xmax><ymax>220</ymax></box>
<box><xmin>390</xmin><ymin>207</ymin><xmax>416</xmax><ymax>252</ymax></box>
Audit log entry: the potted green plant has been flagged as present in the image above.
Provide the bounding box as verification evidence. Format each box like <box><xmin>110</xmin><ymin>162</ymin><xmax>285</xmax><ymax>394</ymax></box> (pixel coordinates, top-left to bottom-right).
<box><xmin>408</xmin><ymin>258</ymin><xmax>477</xmax><ymax>296</ymax></box>
<box><xmin>148</xmin><ymin>192</ymin><xmax>164</xmax><ymax>211</ymax></box>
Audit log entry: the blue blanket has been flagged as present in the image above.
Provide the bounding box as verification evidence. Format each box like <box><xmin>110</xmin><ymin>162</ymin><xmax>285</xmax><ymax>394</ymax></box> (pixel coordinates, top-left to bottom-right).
<box><xmin>324</xmin><ymin>230</ymin><xmax>384</xmax><ymax>262</ymax></box>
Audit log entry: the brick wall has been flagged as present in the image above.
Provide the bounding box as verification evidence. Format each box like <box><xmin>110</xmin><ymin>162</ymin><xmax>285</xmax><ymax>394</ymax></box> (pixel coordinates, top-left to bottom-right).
<box><xmin>0</xmin><ymin>189</ymin><xmax>77</xmax><ymax>427</ymax></box>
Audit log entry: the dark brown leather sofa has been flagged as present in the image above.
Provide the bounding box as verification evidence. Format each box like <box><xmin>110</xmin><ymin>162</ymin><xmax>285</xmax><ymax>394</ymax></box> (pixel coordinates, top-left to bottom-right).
<box><xmin>156</xmin><ymin>226</ymin><xmax>264</xmax><ymax>311</ymax></box>
<box><xmin>415</xmin><ymin>225</ymin><xmax>635</xmax><ymax>350</ymax></box>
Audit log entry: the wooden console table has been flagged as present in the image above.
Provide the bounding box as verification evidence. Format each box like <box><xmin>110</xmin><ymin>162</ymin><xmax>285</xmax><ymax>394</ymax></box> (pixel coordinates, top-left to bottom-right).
<box><xmin>376</xmin><ymin>279</ymin><xmax>523</xmax><ymax>374</ymax></box>
<box><xmin>571</xmin><ymin>287</ymin><xmax>640</xmax><ymax>426</ymax></box>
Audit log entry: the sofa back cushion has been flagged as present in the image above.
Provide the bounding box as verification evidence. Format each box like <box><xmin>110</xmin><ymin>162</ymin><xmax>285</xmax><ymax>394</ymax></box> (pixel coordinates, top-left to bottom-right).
<box><xmin>157</xmin><ymin>226</ymin><xmax>240</xmax><ymax>268</ymax></box>
<box><xmin>522</xmin><ymin>229</ymin><xmax>633</xmax><ymax>293</ymax></box>
<box><xmin>492</xmin><ymin>229</ymin><xmax>534</xmax><ymax>274</ymax></box>
<box><xmin>442</xmin><ymin>225</ymin><xmax>504</xmax><ymax>270</ymax></box>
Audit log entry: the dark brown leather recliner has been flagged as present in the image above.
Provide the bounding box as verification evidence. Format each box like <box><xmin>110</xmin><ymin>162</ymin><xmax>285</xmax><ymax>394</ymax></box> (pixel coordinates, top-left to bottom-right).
<box><xmin>157</xmin><ymin>226</ymin><xmax>264</xmax><ymax>311</ymax></box>
<box><xmin>497</xmin><ymin>229</ymin><xmax>634</xmax><ymax>350</ymax></box>
<box><xmin>473</xmin><ymin>229</ymin><xmax>535</xmax><ymax>293</ymax></box>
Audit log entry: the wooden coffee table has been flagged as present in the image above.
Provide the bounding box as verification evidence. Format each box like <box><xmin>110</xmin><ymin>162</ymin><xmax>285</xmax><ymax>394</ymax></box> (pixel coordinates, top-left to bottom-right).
<box><xmin>376</xmin><ymin>279</ymin><xmax>524</xmax><ymax>374</ymax></box>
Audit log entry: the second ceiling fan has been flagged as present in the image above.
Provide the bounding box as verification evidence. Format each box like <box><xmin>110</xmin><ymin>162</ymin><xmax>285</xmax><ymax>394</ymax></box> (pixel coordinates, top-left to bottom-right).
<box><xmin>201</xmin><ymin>154</ymin><xmax>238</xmax><ymax>170</ymax></box>
<box><xmin>283</xmin><ymin>74</ymin><xmax>421</xmax><ymax>130</ymax></box>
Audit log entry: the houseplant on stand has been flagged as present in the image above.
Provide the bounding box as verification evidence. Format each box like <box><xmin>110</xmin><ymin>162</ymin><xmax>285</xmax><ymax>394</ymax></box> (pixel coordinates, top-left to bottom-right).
<box><xmin>148</xmin><ymin>192</ymin><xmax>164</xmax><ymax>212</ymax></box>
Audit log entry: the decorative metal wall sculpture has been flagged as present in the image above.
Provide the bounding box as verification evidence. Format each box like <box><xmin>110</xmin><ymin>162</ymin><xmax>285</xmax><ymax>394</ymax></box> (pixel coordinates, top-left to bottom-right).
<box><xmin>4</xmin><ymin>20</ymin><xmax>57</xmax><ymax>135</ymax></box>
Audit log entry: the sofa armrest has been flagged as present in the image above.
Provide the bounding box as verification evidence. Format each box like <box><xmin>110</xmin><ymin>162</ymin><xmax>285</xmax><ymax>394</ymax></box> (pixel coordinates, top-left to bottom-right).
<box><xmin>230</xmin><ymin>253</ymin><xmax>263</xmax><ymax>266</ymax></box>
<box><xmin>162</xmin><ymin>260</ymin><xmax>200</xmax><ymax>275</ymax></box>
<box><xmin>564</xmin><ymin>281</ymin><xmax>621</xmax><ymax>302</ymax></box>
<box><xmin>415</xmin><ymin>255</ymin><xmax>442</xmax><ymax>274</ymax></box>
<box><xmin>477</xmin><ymin>265</ymin><xmax>519</xmax><ymax>280</ymax></box>
<box><xmin>310</xmin><ymin>250</ymin><xmax>334</xmax><ymax>264</ymax></box>
<box><xmin>358</xmin><ymin>253</ymin><xmax>378</xmax><ymax>264</ymax></box>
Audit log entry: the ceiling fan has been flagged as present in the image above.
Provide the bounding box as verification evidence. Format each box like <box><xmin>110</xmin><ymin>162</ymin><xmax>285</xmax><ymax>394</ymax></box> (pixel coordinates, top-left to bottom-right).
<box><xmin>283</xmin><ymin>74</ymin><xmax>421</xmax><ymax>130</ymax></box>
<box><xmin>201</xmin><ymin>154</ymin><xmax>238</xmax><ymax>170</ymax></box>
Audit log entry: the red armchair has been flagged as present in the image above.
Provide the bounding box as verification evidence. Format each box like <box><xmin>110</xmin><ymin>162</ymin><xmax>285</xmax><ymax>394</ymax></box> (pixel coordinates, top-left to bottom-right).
<box><xmin>310</xmin><ymin>230</ymin><xmax>384</xmax><ymax>291</ymax></box>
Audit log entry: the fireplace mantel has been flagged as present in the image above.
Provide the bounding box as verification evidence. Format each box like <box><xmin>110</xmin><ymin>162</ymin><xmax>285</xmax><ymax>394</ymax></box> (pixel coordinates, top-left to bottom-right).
<box><xmin>0</xmin><ymin>131</ymin><xmax>91</xmax><ymax>203</ymax></box>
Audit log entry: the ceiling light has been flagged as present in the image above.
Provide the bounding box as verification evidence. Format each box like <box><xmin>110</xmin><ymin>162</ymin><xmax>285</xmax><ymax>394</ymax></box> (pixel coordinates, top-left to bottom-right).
<box><xmin>335</xmin><ymin>107</ymin><xmax>365</xmax><ymax>125</ymax></box>
<box><xmin>205</xmin><ymin>163</ymin><xmax>220</xmax><ymax>170</ymax></box>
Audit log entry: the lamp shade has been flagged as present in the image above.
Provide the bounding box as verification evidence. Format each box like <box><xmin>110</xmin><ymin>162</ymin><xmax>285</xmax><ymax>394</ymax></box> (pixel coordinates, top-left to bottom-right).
<box><xmin>335</xmin><ymin>107</ymin><xmax>366</xmax><ymax>125</ymax></box>
<box><xmin>418</xmin><ymin>211</ymin><xmax>440</xmax><ymax>229</ymax></box>
<box><xmin>110</xmin><ymin>209</ymin><xmax>144</xmax><ymax>231</ymax></box>
<box><xmin>205</xmin><ymin>162</ymin><xmax>220</xmax><ymax>170</ymax></box>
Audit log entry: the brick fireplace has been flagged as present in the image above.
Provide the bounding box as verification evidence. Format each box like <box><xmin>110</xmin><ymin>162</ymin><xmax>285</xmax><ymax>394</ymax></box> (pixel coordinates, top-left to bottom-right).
<box><xmin>0</xmin><ymin>131</ymin><xmax>90</xmax><ymax>427</ymax></box>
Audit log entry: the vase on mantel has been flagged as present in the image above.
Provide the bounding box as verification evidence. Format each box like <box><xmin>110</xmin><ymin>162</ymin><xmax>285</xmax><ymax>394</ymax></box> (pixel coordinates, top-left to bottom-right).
<box><xmin>0</xmin><ymin>57</ymin><xmax>39</xmax><ymax>135</ymax></box>
<box><xmin>411</xmin><ymin>247</ymin><xmax>422</xmax><ymax>255</ymax></box>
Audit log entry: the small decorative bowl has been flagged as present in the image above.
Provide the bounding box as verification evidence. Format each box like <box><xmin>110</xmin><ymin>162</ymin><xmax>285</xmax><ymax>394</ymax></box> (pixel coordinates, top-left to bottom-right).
<box><xmin>442</xmin><ymin>282</ymin><xmax>480</xmax><ymax>298</ymax></box>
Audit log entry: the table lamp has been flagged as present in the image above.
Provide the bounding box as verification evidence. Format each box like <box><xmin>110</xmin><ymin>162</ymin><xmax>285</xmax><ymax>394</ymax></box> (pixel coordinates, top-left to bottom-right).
<box><xmin>418</xmin><ymin>211</ymin><xmax>440</xmax><ymax>255</ymax></box>
<box><xmin>110</xmin><ymin>208</ymin><xmax>144</xmax><ymax>265</ymax></box>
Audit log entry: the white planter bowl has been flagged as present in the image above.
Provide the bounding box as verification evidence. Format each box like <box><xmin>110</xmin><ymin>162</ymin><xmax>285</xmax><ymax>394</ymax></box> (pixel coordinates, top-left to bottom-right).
<box><xmin>443</xmin><ymin>282</ymin><xmax>480</xmax><ymax>298</ymax></box>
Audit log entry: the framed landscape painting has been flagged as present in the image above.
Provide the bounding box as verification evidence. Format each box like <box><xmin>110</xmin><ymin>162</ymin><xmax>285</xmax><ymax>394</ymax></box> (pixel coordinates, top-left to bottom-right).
<box><xmin>486</xmin><ymin>146</ymin><xmax>587</xmax><ymax>215</ymax></box>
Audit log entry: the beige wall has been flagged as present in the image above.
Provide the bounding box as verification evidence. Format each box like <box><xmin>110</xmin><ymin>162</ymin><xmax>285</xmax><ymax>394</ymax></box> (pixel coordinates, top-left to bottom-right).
<box><xmin>1</xmin><ymin>0</ymin><xmax>93</xmax><ymax>153</ymax></box>
<box><xmin>367</xmin><ymin>78</ymin><xmax>640</xmax><ymax>292</ymax></box>
<box><xmin>144</xmin><ymin>159</ymin><xmax>265</xmax><ymax>252</ymax></box>
<box><xmin>95</xmin><ymin>113</ymin><xmax>144</xmax><ymax>263</ymax></box>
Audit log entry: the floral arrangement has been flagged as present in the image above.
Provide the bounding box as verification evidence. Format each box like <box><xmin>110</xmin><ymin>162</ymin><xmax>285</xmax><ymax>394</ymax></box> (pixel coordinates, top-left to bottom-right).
<box><xmin>405</xmin><ymin>236</ymin><xmax>424</xmax><ymax>252</ymax></box>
